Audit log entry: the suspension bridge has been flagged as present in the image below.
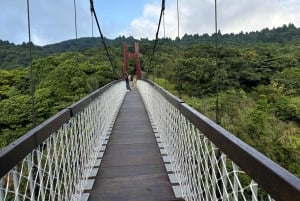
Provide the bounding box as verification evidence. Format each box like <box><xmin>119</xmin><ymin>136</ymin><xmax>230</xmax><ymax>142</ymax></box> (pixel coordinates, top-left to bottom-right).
<box><xmin>1</xmin><ymin>0</ymin><xmax>300</xmax><ymax>201</ymax></box>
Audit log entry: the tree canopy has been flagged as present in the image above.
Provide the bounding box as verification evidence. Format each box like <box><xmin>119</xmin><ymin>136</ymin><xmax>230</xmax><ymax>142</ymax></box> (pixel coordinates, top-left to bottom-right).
<box><xmin>0</xmin><ymin>23</ymin><xmax>299</xmax><ymax>177</ymax></box>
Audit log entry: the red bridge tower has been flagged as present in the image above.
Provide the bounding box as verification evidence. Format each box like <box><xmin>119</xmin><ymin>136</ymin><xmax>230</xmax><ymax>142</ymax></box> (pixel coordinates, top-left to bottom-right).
<box><xmin>123</xmin><ymin>42</ymin><xmax>141</xmax><ymax>79</ymax></box>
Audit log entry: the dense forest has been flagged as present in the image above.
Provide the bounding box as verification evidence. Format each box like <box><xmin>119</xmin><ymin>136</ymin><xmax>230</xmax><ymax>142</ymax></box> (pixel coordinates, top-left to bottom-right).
<box><xmin>0</xmin><ymin>24</ymin><xmax>299</xmax><ymax>177</ymax></box>
<box><xmin>0</xmin><ymin>48</ymin><xmax>119</xmax><ymax>148</ymax></box>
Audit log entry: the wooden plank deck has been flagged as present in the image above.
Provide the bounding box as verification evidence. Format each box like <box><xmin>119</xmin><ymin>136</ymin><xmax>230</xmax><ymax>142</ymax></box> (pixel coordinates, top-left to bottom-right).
<box><xmin>87</xmin><ymin>87</ymin><xmax>177</xmax><ymax>201</ymax></box>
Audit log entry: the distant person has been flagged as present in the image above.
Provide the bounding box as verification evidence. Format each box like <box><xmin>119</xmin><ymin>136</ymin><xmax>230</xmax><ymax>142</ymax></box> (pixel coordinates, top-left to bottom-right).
<box><xmin>125</xmin><ymin>72</ymin><xmax>131</xmax><ymax>91</ymax></box>
<box><xmin>130</xmin><ymin>74</ymin><xmax>134</xmax><ymax>88</ymax></box>
<box><xmin>128</xmin><ymin>74</ymin><xmax>131</xmax><ymax>84</ymax></box>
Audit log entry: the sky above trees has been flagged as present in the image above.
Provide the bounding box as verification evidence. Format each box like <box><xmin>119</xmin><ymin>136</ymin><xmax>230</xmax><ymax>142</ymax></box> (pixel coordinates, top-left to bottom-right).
<box><xmin>0</xmin><ymin>0</ymin><xmax>299</xmax><ymax>45</ymax></box>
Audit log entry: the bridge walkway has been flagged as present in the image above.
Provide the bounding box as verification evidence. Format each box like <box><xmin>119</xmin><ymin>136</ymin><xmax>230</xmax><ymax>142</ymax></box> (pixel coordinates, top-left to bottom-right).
<box><xmin>87</xmin><ymin>87</ymin><xmax>178</xmax><ymax>201</ymax></box>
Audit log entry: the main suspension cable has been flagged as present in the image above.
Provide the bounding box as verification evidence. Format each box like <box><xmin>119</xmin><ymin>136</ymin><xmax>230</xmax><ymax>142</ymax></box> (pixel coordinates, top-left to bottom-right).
<box><xmin>27</xmin><ymin>0</ymin><xmax>36</xmax><ymax>127</ymax></box>
<box><xmin>89</xmin><ymin>0</ymin><xmax>115</xmax><ymax>73</ymax></box>
<box><xmin>151</xmin><ymin>0</ymin><xmax>165</xmax><ymax>61</ymax></box>
<box><xmin>150</xmin><ymin>0</ymin><xmax>165</xmax><ymax>81</ymax></box>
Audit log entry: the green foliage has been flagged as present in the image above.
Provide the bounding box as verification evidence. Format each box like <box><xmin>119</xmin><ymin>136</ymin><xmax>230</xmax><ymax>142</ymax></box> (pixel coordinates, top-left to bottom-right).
<box><xmin>147</xmin><ymin>26</ymin><xmax>300</xmax><ymax>177</ymax></box>
<box><xmin>0</xmin><ymin>40</ymin><xmax>45</xmax><ymax>69</ymax></box>
<box><xmin>275</xmin><ymin>67</ymin><xmax>300</xmax><ymax>94</ymax></box>
<box><xmin>178</xmin><ymin>47</ymin><xmax>216</xmax><ymax>96</ymax></box>
<box><xmin>1</xmin><ymin>23</ymin><xmax>300</xmax><ymax>178</ymax></box>
<box><xmin>0</xmin><ymin>93</ymin><xmax>33</xmax><ymax>147</ymax></box>
<box><xmin>0</xmin><ymin>49</ymin><xmax>120</xmax><ymax>149</ymax></box>
<box><xmin>286</xmin><ymin>97</ymin><xmax>300</xmax><ymax>122</ymax></box>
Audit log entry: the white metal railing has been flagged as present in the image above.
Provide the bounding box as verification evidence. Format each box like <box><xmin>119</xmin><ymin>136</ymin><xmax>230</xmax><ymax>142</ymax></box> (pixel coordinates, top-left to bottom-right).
<box><xmin>137</xmin><ymin>79</ymin><xmax>300</xmax><ymax>201</ymax></box>
<box><xmin>0</xmin><ymin>80</ymin><xmax>126</xmax><ymax>201</ymax></box>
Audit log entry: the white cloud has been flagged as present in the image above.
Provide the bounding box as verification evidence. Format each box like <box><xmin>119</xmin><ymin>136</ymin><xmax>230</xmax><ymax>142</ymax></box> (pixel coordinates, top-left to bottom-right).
<box><xmin>119</xmin><ymin>4</ymin><xmax>161</xmax><ymax>39</ymax></box>
<box><xmin>143</xmin><ymin>4</ymin><xmax>161</xmax><ymax>19</ymax></box>
<box><xmin>122</xmin><ymin>0</ymin><xmax>300</xmax><ymax>39</ymax></box>
<box><xmin>218</xmin><ymin>0</ymin><xmax>300</xmax><ymax>34</ymax></box>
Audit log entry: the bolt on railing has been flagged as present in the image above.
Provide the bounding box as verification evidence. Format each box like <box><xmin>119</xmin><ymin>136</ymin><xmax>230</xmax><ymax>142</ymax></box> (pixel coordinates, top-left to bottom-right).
<box><xmin>0</xmin><ymin>80</ymin><xmax>126</xmax><ymax>201</ymax></box>
<box><xmin>137</xmin><ymin>79</ymin><xmax>300</xmax><ymax>201</ymax></box>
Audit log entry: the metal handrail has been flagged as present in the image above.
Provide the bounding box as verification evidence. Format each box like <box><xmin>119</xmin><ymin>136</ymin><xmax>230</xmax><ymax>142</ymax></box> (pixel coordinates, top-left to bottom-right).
<box><xmin>137</xmin><ymin>79</ymin><xmax>300</xmax><ymax>201</ymax></box>
<box><xmin>0</xmin><ymin>80</ymin><xmax>119</xmax><ymax>178</ymax></box>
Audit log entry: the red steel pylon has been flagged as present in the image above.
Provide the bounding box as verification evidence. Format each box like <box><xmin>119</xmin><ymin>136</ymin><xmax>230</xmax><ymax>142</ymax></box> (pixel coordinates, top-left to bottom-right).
<box><xmin>123</xmin><ymin>42</ymin><xmax>141</xmax><ymax>79</ymax></box>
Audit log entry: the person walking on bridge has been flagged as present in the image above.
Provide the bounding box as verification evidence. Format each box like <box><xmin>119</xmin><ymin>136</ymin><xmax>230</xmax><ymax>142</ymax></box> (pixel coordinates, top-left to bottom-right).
<box><xmin>125</xmin><ymin>72</ymin><xmax>131</xmax><ymax>91</ymax></box>
<box><xmin>129</xmin><ymin>74</ymin><xmax>134</xmax><ymax>89</ymax></box>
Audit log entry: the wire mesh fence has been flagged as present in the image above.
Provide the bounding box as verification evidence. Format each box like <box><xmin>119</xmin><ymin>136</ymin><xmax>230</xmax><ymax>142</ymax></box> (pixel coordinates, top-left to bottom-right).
<box><xmin>1</xmin><ymin>79</ymin><xmax>299</xmax><ymax>201</ymax></box>
<box><xmin>137</xmin><ymin>79</ymin><xmax>299</xmax><ymax>201</ymax></box>
<box><xmin>0</xmin><ymin>81</ymin><xmax>126</xmax><ymax>201</ymax></box>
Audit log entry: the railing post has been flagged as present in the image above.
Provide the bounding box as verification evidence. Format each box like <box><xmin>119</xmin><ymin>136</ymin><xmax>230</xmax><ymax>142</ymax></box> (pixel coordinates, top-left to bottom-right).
<box><xmin>0</xmin><ymin>178</ymin><xmax>4</xmax><ymax>200</ymax></box>
<box><xmin>26</xmin><ymin>153</ymin><xmax>36</xmax><ymax>201</ymax></box>
<box><xmin>210</xmin><ymin>144</ymin><xmax>218</xmax><ymax>201</ymax></box>
<box><xmin>36</xmin><ymin>150</ymin><xmax>45</xmax><ymax>200</ymax></box>
<box><xmin>232</xmin><ymin>163</ymin><xmax>239</xmax><ymax>200</ymax></box>
<box><xmin>251</xmin><ymin>180</ymin><xmax>258</xmax><ymax>201</ymax></box>
<box><xmin>12</xmin><ymin>167</ymin><xmax>20</xmax><ymax>201</ymax></box>
<box><xmin>46</xmin><ymin>140</ymin><xmax>55</xmax><ymax>200</ymax></box>
<box><xmin>215</xmin><ymin>149</ymin><xmax>223</xmax><ymax>200</ymax></box>
<box><xmin>203</xmin><ymin>139</ymin><xmax>211</xmax><ymax>200</ymax></box>
<box><xmin>221</xmin><ymin>154</ymin><xmax>228</xmax><ymax>201</ymax></box>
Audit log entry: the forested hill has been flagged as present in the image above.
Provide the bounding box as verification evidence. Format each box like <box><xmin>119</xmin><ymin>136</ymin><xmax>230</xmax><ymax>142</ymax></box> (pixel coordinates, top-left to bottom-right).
<box><xmin>43</xmin><ymin>35</ymin><xmax>137</xmax><ymax>54</ymax></box>
<box><xmin>181</xmin><ymin>23</ymin><xmax>300</xmax><ymax>45</ymax></box>
<box><xmin>1</xmin><ymin>23</ymin><xmax>300</xmax><ymax>69</ymax></box>
<box><xmin>0</xmin><ymin>23</ymin><xmax>300</xmax><ymax>177</ymax></box>
<box><xmin>0</xmin><ymin>36</ymin><xmax>137</xmax><ymax>69</ymax></box>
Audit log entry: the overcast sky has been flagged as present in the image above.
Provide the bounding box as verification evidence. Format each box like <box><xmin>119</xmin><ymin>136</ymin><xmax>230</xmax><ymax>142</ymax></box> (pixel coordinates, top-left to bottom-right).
<box><xmin>0</xmin><ymin>0</ymin><xmax>299</xmax><ymax>46</ymax></box>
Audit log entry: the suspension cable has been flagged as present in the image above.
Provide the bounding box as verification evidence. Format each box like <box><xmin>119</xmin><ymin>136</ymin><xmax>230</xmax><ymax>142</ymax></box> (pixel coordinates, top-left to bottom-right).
<box><xmin>150</xmin><ymin>0</ymin><xmax>165</xmax><ymax>81</ymax></box>
<box><xmin>73</xmin><ymin>0</ymin><xmax>78</xmax><ymax>40</ymax></box>
<box><xmin>91</xmin><ymin>10</ymin><xmax>94</xmax><ymax>37</ymax></box>
<box><xmin>177</xmin><ymin>0</ymin><xmax>180</xmax><ymax>40</ymax></box>
<box><xmin>215</xmin><ymin>0</ymin><xmax>221</xmax><ymax>125</ymax></box>
<box><xmin>176</xmin><ymin>0</ymin><xmax>181</xmax><ymax>97</ymax></box>
<box><xmin>151</xmin><ymin>0</ymin><xmax>165</xmax><ymax>60</ymax></box>
<box><xmin>27</xmin><ymin>0</ymin><xmax>36</xmax><ymax>127</ymax></box>
<box><xmin>163</xmin><ymin>10</ymin><xmax>166</xmax><ymax>38</ymax></box>
<box><xmin>89</xmin><ymin>0</ymin><xmax>115</xmax><ymax>73</ymax></box>
<box><xmin>213</xmin><ymin>3</ymin><xmax>222</xmax><ymax>195</ymax></box>
<box><xmin>73</xmin><ymin>0</ymin><xmax>80</xmax><ymax>67</ymax></box>
<box><xmin>162</xmin><ymin>10</ymin><xmax>166</xmax><ymax>88</ymax></box>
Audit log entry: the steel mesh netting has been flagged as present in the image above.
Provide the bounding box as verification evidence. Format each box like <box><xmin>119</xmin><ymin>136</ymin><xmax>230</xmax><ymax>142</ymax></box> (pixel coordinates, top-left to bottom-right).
<box><xmin>0</xmin><ymin>81</ymin><xmax>126</xmax><ymax>201</ymax></box>
<box><xmin>137</xmin><ymin>80</ymin><xmax>274</xmax><ymax>201</ymax></box>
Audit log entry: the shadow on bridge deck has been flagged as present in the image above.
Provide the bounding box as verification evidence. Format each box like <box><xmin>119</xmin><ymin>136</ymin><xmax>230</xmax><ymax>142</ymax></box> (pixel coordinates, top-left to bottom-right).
<box><xmin>87</xmin><ymin>88</ymin><xmax>179</xmax><ymax>201</ymax></box>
